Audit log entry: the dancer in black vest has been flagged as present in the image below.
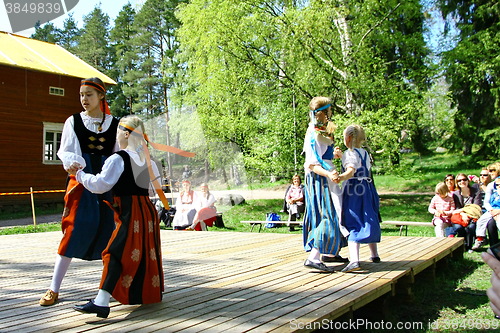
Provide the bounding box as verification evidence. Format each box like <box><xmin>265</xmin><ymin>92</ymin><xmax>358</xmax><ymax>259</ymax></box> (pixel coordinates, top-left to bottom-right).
<box><xmin>71</xmin><ymin>115</ymin><xmax>164</xmax><ymax>318</ymax></box>
<box><xmin>40</xmin><ymin>77</ymin><xmax>117</xmax><ymax>306</ymax></box>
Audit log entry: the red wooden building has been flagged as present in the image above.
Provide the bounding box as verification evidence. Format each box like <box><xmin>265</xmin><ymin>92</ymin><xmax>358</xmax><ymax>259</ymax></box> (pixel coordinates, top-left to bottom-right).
<box><xmin>0</xmin><ymin>31</ymin><xmax>115</xmax><ymax>208</ymax></box>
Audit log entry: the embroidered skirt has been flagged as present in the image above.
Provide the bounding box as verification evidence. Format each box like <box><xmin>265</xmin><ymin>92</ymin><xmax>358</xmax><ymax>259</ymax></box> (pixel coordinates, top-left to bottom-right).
<box><xmin>100</xmin><ymin>195</ymin><xmax>164</xmax><ymax>305</ymax></box>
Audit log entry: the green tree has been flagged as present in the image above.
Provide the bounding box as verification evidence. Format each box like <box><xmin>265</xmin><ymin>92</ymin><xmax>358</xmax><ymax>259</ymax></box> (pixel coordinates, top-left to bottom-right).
<box><xmin>176</xmin><ymin>0</ymin><xmax>430</xmax><ymax>176</ymax></box>
<box><xmin>76</xmin><ymin>6</ymin><xmax>113</xmax><ymax>74</ymax></box>
<box><xmin>109</xmin><ymin>3</ymin><xmax>137</xmax><ymax>117</ymax></box>
<box><xmin>58</xmin><ymin>14</ymin><xmax>81</xmax><ymax>54</ymax></box>
<box><xmin>123</xmin><ymin>0</ymin><xmax>188</xmax><ymax>180</ymax></box>
<box><xmin>438</xmin><ymin>0</ymin><xmax>500</xmax><ymax>157</ymax></box>
<box><xmin>30</xmin><ymin>22</ymin><xmax>60</xmax><ymax>42</ymax></box>
<box><xmin>124</xmin><ymin>0</ymin><xmax>185</xmax><ymax>117</ymax></box>
<box><xmin>76</xmin><ymin>5</ymin><xmax>116</xmax><ymax>114</ymax></box>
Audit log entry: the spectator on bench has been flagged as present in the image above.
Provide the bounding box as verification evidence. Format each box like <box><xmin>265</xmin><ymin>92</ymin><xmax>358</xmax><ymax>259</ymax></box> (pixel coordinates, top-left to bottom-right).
<box><xmin>172</xmin><ymin>180</ymin><xmax>198</xmax><ymax>230</ymax></box>
<box><xmin>188</xmin><ymin>183</ymin><xmax>217</xmax><ymax>231</ymax></box>
<box><xmin>447</xmin><ymin>173</ymin><xmax>482</xmax><ymax>248</ymax></box>
<box><xmin>428</xmin><ymin>182</ymin><xmax>455</xmax><ymax>237</ymax></box>
<box><xmin>471</xmin><ymin>163</ymin><xmax>500</xmax><ymax>251</ymax></box>
<box><xmin>284</xmin><ymin>175</ymin><xmax>305</xmax><ymax>231</ymax></box>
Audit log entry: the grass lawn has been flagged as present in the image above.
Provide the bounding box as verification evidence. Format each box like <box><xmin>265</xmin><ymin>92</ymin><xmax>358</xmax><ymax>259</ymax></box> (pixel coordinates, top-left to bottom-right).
<box><xmin>0</xmin><ymin>152</ymin><xmax>498</xmax><ymax>331</ymax></box>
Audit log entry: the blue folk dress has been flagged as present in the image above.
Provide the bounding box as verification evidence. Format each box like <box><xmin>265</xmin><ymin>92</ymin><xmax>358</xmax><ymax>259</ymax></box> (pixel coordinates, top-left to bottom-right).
<box><xmin>341</xmin><ymin>148</ymin><xmax>381</xmax><ymax>243</ymax></box>
<box><xmin>303</xmin><ymin>128</ymin><xmax>346</xmax><ymax>255</ymax></box>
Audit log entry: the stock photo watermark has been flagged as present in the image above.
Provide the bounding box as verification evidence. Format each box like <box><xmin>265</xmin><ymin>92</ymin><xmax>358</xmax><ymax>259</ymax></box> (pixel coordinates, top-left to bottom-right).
<box><xmin>2</xmin><ymin>0</ymin><xmax>78</xmax><ymax>33</ymax></box>
<box><xmin>289</xmin><ymin>318</ymin><xmax>500</xmax><ymax>331</ymax></box>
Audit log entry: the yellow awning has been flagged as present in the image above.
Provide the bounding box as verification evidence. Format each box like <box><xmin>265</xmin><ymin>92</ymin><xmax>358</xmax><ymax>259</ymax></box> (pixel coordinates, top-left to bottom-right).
<box><xmin>0</xmin><ymin>31</ymin><xmax>116</xmax><ymax>85</ymax></box>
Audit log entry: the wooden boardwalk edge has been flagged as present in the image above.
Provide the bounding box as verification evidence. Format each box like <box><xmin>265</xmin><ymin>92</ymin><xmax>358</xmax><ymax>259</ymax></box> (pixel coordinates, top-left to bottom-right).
<box><xmin>0</xmin><ymin>231</ymin><xmax>463</xmax><ymax>333</ymax></box>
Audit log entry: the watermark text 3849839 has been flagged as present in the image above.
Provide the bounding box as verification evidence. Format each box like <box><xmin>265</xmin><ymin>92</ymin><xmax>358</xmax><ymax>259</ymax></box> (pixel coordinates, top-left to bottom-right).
<box><xmin>3</xmin><ymin>0</ymin><xmax>79</xmax><ymax>33</ymax></box>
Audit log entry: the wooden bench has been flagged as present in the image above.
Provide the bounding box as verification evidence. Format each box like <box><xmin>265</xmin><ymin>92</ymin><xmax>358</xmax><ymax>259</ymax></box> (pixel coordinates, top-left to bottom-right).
<box><xmin>241</xmin><ymin>220</ymin><xmax>303</xmax><ymax>232</ymax></box>
<box><xmin>382</xmin><ymin>220</ymin><xmax>433</xmax><ymax>236</ymax></box>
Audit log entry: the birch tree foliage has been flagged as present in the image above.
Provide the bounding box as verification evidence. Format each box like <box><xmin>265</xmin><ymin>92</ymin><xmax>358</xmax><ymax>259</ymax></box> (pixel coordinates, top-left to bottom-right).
<box><xmin>176</xmin><ymin>0</ymin><xmax>429</xmax><ymax>175</ymax></box>
<box><xmin>175</xmin><ymin>1</ymin><xmax>269</xmax><ymax>172</ymax></box>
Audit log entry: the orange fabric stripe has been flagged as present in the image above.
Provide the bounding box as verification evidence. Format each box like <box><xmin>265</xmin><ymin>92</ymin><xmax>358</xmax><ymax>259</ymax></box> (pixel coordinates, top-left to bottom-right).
<box><xmin>57</xmin><ymin>176</ymin><xmax>83</xmax><ymax>256</ymax></box>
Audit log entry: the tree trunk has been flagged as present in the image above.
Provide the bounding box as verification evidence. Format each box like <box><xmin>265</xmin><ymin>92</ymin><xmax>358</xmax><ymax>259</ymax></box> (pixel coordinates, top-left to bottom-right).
<box><xmin>332</xmin><ymin>4</ymin><xmax>356</xmax><ymax>114</ymax></box>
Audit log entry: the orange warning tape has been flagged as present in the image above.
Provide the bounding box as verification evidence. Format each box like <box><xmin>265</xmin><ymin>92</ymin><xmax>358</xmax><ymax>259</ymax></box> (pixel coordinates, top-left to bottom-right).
<box><xmin>0</xmin><ymin>190</ymin><xmax>65</xmax><ymax>196</ymax></box>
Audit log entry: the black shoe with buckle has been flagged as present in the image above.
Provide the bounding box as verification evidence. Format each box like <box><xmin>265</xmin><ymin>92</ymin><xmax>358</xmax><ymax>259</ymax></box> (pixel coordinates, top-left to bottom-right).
<box><xmin>73</xmin><ymin>300</ymin><xmax>110</xmax><ymax>318</ymax></box>
<box><xmin>304</xmin><ymin>259</ymin><xmax>335</xmax><ymax>272</ymax></box>
<box><xmin>370</xmin><ymin>256</ymin><xmax>381</xmax><ymax>263</ymax></box>
<box><xmin>322</xmin><ymin>255</ymin><xmax>349</xmax><ymax>263</ymax></box>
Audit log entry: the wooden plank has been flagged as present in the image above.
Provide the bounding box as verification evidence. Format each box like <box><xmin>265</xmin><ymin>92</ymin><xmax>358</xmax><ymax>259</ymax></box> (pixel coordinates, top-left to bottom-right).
<box><xmin>0</xmin><ymin>231</ymin><xmax>463</xmax><ymax>333</ymax></box>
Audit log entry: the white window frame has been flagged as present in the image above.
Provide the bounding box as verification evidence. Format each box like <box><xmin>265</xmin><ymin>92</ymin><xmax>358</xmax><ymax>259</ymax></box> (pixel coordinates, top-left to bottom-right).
<box><xmin>43</xmin><ymin>122</ymin><xmax>63</xmax><ymax>165</ymax></box>
<box><xmin>49</xmin><ymin>86</ymin><xmax>65</xmax><ymax>96</ymax></box>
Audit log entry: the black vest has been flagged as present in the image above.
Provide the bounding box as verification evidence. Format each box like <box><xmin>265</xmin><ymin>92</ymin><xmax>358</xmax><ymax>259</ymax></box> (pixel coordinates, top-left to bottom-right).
<box><xmin>113</xmin><ymin>151</ymin><xmax>150</xmax><ymax>197</ymax></box>
<box><xmin>73</xmin><ymin>113</ymin><xmax>118</xmax><ymax>156</ymax></box>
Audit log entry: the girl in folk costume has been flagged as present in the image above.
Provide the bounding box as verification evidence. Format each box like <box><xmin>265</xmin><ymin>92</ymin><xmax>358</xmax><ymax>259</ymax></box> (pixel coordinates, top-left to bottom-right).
<box><xmin>188</xmin><ymin>183</ymin><xmax>217</xmax><ymax>231</ymax></box>
<box><xmin>172</xmin><ymin>180</ymin><xmax>198</xmax><ymax>230</ymax></box>
<box><xmin>338</xmin><ymin>125</ymin><xmax>381</xmax><ymax>273</ymax></box>
<box><xmin>40</xmin><ymin>77</ymin><xmax>118</xmax><ymax>306</ymax></box>
<box><xmin>71</xmin><ymin>115</ymin><xmax>194</xmax><ymax>318</ymax></box>
<box><xmin>302</xmin><ymin>96</ymin><xmax>348</xmax><ymax>273</ymax></box>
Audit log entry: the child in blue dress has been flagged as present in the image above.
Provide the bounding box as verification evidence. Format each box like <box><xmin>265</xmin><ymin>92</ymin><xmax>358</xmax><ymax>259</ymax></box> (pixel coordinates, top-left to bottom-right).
<box><xmin>302</xmin><ymin>96</ymin><xmax>348</xmax><ymax>272</ymax></box>
<box><xmin>338</xmin><ymin>124</ymin><xmax>381</xmax><ymax>272</ymax></box>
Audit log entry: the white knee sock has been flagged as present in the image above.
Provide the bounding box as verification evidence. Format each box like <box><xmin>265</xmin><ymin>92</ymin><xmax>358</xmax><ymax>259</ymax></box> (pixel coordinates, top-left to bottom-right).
<box><xmin>348</xmin><ymin>241</ymin><xmax>360</xmax><ymax>263</ymax></box>
<box><xmin>369</xmin><ymin>243</ymin><xmax>379</xmax><ymax>258</ymax></box>
<box><xmin>307</xmin><ymin>248</ymin><xmax>321</xmax><ymax>262</ymax></box>
<box><xmin>49</xmin><ymin>255</ymin><xmax>72</xmax><ymax>293</ymax></box>
<box><xmin>94</xmin><ymin>289</ymin><xmax>111</xmax><ymax>307</ymax></box>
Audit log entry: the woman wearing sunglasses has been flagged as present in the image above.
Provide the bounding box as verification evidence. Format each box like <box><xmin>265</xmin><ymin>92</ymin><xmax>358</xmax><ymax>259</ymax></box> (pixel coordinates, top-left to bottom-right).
<box><xmin>444</xmin><ymin>174</ymin><xmax>457</xmax><ymax>194</ymax></box>
<box><xmin>448</xmin><ymin>173</ymin><xmax>483</xmax><ymax>249</ymax></box>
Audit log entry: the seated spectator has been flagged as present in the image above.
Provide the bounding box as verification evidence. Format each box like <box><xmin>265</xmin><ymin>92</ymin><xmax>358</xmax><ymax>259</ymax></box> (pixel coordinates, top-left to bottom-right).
<box><xmin>285</xmin><ymin>175</ymin><xmax>305</xmax><ymax>221</ymax></box>
<box><xmin>449</xmin><ymin>204</ymin><xmax>482</xmax><ymax>249</ymax></box>
<box><xmin>470</xmin><ymin>166</ymin><xmax>497</xmax><ymax>246</ymax></box>
<box><xmin>470</xmin><ymin>167</ymin><xmax>492</xmax><ymax>195</ymax></box>
<box><xmin>444</xmin><ymin>174</ymin><xmax>456</xmax><ymax>194</ymax></box>
<box><xmin>471</xmin><ymin>163</ymin><xmax>500</xmax><ymax>251</ymax></box>
<box><xmin>447</xmin><ymin>174</ymin><xmax>483</xmax><ymax>248</ymax></box>
<box><xmin>453</xmin><ymin>173</ymin><xmax>483</xmax><ymax>208</ymax></box>
<box><xmin>189</xmin><ymin>183</ymin><xmax>217</xmax><ymax>231</ymax></box>
<box><xmin>281</xmin><ymin>175</ymin><xmax>305</xmax><ymax>232</ymax></box>
<box><xmin>172</xmin><ymin>180</ymin><xmax>198</xmax><ymax>230</ymax></box>
<box><xmin>156</xmin><ymin>200</ymin><xmax>176</xmax><ymax>228</ymax></box>
<box><xmin>182</xmin><ymin>165</ymin><xmax>192</xmax><ymax>179</ymax></box>
<box><xmin>428</xmin><ymin>182</ymin><xmax>455</xmax><ymax>237</ymax></box>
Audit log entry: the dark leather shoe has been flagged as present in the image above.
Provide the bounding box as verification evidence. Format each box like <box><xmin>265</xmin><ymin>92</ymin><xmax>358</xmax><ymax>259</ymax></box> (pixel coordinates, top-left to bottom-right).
<box><xmin>341</xmin><ymin>261</ymin><xmax>361</xmax><ymax>273</ymax></box>
<box><xmin>304</xmin><ymin>260</ymin><xmax>335</xmax><ymax>272</ymax></box>
<box><xmin>73</xmin><ymin>300</ymin><xmax>110</xmax><ymax>318</ymax></box>
<box><xmin>371</xmin><ymin>256</ymin><xmax>381</xmax><ymax>263</ymax></box>
<box><xmin>322</xmin><ymin>255</ymin><xmax>349</xmax><ymax>263</ymax></box>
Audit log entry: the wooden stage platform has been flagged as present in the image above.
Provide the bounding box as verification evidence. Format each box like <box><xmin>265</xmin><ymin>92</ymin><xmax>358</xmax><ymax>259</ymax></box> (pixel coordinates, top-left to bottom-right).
<box><xmin>0</xmin><ymin>231</ymin><xmax>463</xmax><ymax>332</ymax></box>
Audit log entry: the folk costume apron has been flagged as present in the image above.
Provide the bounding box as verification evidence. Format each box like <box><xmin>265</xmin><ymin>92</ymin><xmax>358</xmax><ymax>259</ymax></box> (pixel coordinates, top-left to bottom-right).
<box><xmin>58</xmin><ymin>114</ymin><xmax>118</xmax><ymax>260</ymax></box>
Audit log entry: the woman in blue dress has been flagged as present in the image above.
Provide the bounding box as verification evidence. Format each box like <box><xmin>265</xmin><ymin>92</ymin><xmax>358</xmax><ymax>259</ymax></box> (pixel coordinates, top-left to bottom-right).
<box><xmin>302</xmin><ymin>97</ymin><xmax>348</xmax><ymax>272</ymax></box>
<box><xmin>338</xmin><ymin>124</ymin><xmax>381</xmax><ymax>272</ymax></box>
